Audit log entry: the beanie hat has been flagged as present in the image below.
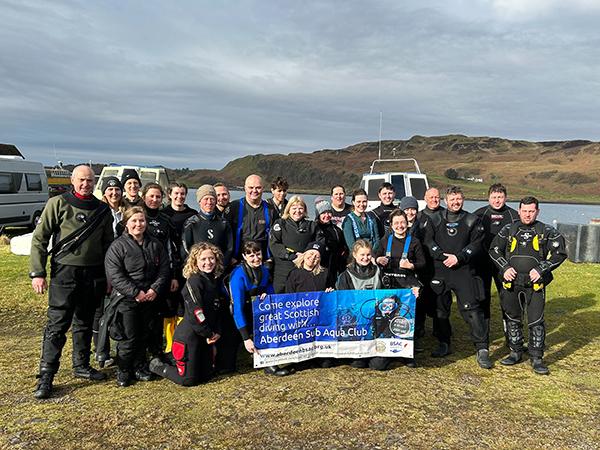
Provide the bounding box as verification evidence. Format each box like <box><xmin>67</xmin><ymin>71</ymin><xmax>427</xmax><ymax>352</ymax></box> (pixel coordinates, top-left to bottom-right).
<box><xmin>102</xmin><ymin>176</ymin><xmax>122</xmax><ymax>195</ymax></box>
<box><xmin>121</xmin><ymin>168</ymin><xmax>141</xmax><ymax>186</ymax></box>
<box><xmin>304</xmin><ymin>241</ymin><xmax>324</xmax><ymax>257</ymax></box>
<box><xmin>196</xmin><ymin>184</ymin><xmax>217</xmax><ymax>202</ymax></box>
<box><xmin>399</xmin><ymin>196</ymin><xmax>419</xmax><ymax>211</ymax></box>
<box><xmin>314</xmin><ymin>196</ymin><xmax>332</xmax><ymax>216</ymax></box>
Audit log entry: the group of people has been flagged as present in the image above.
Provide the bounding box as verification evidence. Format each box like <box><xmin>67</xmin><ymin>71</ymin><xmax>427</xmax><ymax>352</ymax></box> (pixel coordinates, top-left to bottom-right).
<box><xmin>29</xmin><ymin>165</ymin><xmax>567</xmax><ymax>399</ymax></box>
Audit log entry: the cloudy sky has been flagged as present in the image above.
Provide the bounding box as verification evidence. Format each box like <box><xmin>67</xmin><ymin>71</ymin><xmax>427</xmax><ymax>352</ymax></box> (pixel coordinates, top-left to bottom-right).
<box><xmin>2</xmin><ymin>0</ymin><xmax>600</xmax><ymax>169</ymax></box>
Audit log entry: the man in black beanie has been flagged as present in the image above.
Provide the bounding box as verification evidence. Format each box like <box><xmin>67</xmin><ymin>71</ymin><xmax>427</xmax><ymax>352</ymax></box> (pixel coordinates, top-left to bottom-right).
<box><xmin>121</xmin><ymin>169</ymin><xmax>143</xmax><ymax>208</ymax></box>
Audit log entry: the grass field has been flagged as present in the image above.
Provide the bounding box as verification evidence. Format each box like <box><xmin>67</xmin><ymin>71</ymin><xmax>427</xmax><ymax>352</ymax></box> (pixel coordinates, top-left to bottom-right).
<box><xmin>0</xmin><ymin>243</ymin><xmax>599</xmax><ymax>450</ymax></box>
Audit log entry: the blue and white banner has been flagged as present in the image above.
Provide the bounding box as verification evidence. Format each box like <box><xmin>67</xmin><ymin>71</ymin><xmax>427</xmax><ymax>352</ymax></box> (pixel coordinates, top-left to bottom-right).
<box><xmin>252</xmin><ymin>288</ymin><xmax>417</xmax><ymax>368</ymax></box>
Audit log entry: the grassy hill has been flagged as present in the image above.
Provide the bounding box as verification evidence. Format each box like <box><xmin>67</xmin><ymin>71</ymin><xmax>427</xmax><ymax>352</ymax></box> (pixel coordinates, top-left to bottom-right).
<box><xmin>170</xmin><ymin>135</ymin><xmax>600</xmax><ymax>203</ymax></box>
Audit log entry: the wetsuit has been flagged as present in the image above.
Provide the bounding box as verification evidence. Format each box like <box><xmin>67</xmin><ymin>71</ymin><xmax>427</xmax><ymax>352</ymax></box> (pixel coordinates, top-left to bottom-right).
<box><xmin>150</xmin><ymin>273</ymin><xmax>221</xmax><ymax>386</ymax></box>
<box><xmin>266</xmin><ymin>197</ymin><xmax>288</xmax><ymax>217</ymax></box>
<box><xmin>226</xmin><ymin>198</ymin><xmax>279</xmax><ymax>261</ymax></box>
<box><xmin>104</xmin><ymin>232</ymin><xmax>170</xmax><ymax>374</ymax></box>
<box><xmin>182</xmin><ymin>211</ymin><xmax>234</xmax><ymax>266</ymax></box>
<box><xmin>316</xmin><ymin>221</ymin><xmax>348</xmax><ymax>288</ymax></box>
<box><xmin>342</xmin><ymin>212</ymin><xmax>381</xmax><ymax>253</ymax></box>
<box><xmin>269</xmin><ymin>217</ymin><xmax>321</xmax><ymax>293</ymax></box>
<box><xmin>424</xmin><ymin>209</ymin><xmax>488</xmax><ymax>350</ymax></box>
<box><xmin>489</xmin><ymin>220</ymin><xmax>566</xmax><ymax>357</ymax></box>
<box><xmin>414</xmin><ymin>206</ymin><xmax>445</xmax><ymax>335</ymax></box>
<box><xmin>30</xmin><ymin>191</ymin><xmax>114</xmax><ymax>376</ymax></box>
<box><xmin>122</xmin><ymin>196</ymin><xmax>143</xmax><ymax>209</ymax></box>
<box><xmin>374</xmin><ymin>233</ymin><xmax>425</xmax><ymax>289</ymax></box>
<box><xmin>285</xmin><ymin>267</ymin><xmax>330</xmax><ymax>293</ymax></box>
<box><xmin>229</xmin><ymin>263</ymin><xmax>274</xmax><ymax>369</ymax></box>
<box><xmin>474</xmin><ymin>204</ymin><xmax>519</xmax><ymax>322</ymax></box>
<box><xmin>162</xmin><ymin>204</ymin><xmax>198</xmax><ymax>238</ymax></box>
<box><xmin>371</xmin><ymin>202</ymin><xmax>396</xmax><ymax>237</ymax></box>
<box><xmin>336</xmin><ymin>263</ymin><xmax>388</xmax><ymax>370</ymax></box>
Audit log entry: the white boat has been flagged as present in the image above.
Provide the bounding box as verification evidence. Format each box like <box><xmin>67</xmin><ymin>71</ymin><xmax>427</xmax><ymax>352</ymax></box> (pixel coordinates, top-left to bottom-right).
<box><xmin>360</xmin><ymin>158</ymin><xmax>429</xmax><ymax>211</ymax></box>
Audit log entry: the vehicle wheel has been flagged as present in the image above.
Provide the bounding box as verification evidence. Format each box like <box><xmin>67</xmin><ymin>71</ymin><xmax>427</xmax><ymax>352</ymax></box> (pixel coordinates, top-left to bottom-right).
<box><xmin>30</xmin><ymin>211</ymin><xmax>42</xmax><ymax>231</ymax></box>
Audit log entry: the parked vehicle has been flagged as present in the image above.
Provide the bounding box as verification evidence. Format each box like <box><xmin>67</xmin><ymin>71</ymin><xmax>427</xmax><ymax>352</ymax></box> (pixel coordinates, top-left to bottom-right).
<box><xmin>0</xmin><ymin>144</ymin><xmax>49</xmax><ymax>231</ymax></box>
<box><xmin>93</xmin><ymin>164</ymin><xmax>170</xmax><ymax>199</ymax></box>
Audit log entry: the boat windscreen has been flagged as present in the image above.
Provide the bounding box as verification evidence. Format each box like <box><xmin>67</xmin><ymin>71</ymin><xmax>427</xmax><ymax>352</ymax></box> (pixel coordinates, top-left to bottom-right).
<box><xmin>409</xmin><ymin>177</ymin><xmax>427</xmax><ymax>200</ymax></box>
<box><xmin>390</xmin><ymin>175</ymin><xmax>406</xmax><ymax>199</ymax></box>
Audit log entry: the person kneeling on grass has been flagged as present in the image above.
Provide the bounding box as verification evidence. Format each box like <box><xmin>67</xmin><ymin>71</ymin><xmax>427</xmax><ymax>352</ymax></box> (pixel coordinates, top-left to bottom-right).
<box><xmin>149</xmin><ymin>243</ymin><xmax>224</xmax><ymax>386</ymax></box>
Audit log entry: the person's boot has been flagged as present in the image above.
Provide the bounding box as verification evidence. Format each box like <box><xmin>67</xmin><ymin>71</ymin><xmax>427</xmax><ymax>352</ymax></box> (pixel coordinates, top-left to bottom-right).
<box><xmin>73</xmin><ymin>365</ymin><xmax>106</xmax><ymax>381</ymax></box>
<box><xmin>149</xmin><ymin>357</ymin><xmax>168</xmax><ymax>377</ymax></box>
<box><xmin>135</xmin><ymin>367</ymin><xmax>154</xmax><ymax>382</ymax></box>
<box><xmin>530</xmin><ymin>357</ymin><xmax>550</xmax><ymax>375</ymax></box>
<box><xmin>476</xmin><ymin>349</ymin><xmax>493</xmax><ymax>369</ymax></box>
<box><xmin>34</xmin><ymin>372</ymin><xmax>54</xmax><ymax>400</ymax></box>
<box><xmin>500</xmin><ymin>351</ymin><xmax>522</xmax><ymax>366</ymax></box>
<box><xmin>264</xmin><ymin>366</ymin><xmax>290</xmax><ymax>376</ymax></box>
<box><xmin>116</xmin><ymin>370</ymin><xmax>133</xmax><ymax>387</ymax></box>
<box><xmin>431</xmin><ymin>342</ymin><xmax>451</xmax><ymax>358</ymax></box>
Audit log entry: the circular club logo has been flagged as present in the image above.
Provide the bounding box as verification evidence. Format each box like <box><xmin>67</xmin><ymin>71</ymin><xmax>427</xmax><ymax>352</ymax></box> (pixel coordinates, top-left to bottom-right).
<box><xmin>389</xmin><ymin>316</ymin><xmax>411</xmax><ymax>336</ymax></box>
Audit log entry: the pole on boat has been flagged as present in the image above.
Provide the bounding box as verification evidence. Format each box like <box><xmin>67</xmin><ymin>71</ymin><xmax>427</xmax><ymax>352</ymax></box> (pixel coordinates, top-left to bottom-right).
<box><xmin>378</xmin><ymin>111</ymin><xmax>383</xmax><ymax>160</ymax></box>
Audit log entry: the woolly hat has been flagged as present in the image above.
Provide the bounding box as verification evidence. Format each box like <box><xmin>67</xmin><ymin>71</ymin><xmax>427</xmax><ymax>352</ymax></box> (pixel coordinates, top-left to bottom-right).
<box><xmin>102</xmin><ymin>176</ymin><xmax>122</xmax><ymax>195</ymax></box>
<box><xmin>399</xmin><ymin>196</ymin><xmax>419</xmax><ymax>211</ymax></box>
<box><xmin>196</xmin><ymin>184</ymin><xmax>217</xmax><ymax>202</ymax></box>
<box><xmin>304</xmin><ymin>241</ymin><xmax>324</xmax><ymax>257</ymax></box>
<box><xmin>121</xmin><ymin>168</ymin><xmax>141</xmax><ymax>186</ymax></box>
<box><xmin>314</xmin><ymin>196</ymin><xmax>332</xmax><ymax>216</ymax></box>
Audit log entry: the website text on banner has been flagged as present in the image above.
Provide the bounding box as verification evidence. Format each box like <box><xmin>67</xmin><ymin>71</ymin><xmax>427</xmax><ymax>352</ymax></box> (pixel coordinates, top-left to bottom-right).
<box><xmin>252</xmin><ymin>289</ymin><xmax>417</xmax><ymax>368</ymax></box>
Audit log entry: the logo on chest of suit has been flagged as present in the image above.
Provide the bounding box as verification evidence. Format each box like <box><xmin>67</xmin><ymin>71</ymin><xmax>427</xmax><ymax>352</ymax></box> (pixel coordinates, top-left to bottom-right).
<box><xmin>446</xmin><ymin>222</ymin><xmax>459</xmax><ymax>236</ymax></box>
<box><xmin>207</xmin><ymin>228</ymin><xmax>214</xmax><ymax>239</ymax></box>
<box><xmin>149</xmin><ymin>219</ymin><xmax>160</xmax><ymax>228</ymax></box>
<box><xmin>273</xmin><ymin>223</ymin><xmax>281</xmax><ymax>232</ymax></box>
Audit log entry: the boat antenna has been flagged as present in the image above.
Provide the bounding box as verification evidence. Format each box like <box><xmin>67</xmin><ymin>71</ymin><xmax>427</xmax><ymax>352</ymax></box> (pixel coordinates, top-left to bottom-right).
<box><xmin>378</xmin><ymin>111</ymin><xmax>383</xmax><ymax>160</ymax></box>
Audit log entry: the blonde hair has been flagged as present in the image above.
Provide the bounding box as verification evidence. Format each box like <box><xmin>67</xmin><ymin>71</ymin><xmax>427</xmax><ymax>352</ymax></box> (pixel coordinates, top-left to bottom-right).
<box><xmin>122</xmin><ymin>206</ymin><xmax>146</xmax><ymax>224</ymax></box>
<box><xmin>183</xmin><ymin>242</ymin><xmax>224</xmax><ymax>279</ymax></box>
<box><xmin>350</xmin><ymin>239</ymin><xmax>372</xmax><ymax>264</ymax></box>
<box><xmin>293</xmin><ymin>249</ymin><xmax>324</xmax><ymax>275</ymax></box>
<box><xmin>282</xmin><ymin>195</ymin><xmax>307</xmax><ymax>220</ymax></box>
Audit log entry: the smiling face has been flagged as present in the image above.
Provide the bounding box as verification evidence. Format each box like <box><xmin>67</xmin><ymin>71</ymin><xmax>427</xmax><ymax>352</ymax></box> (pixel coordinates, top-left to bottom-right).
<box><xmin>425</xmin><ymin>188</ymin><xmax>441</xmax><ymax>210</ymax></box>
<box><xmin>126</xmin><ymin>212</ymin><xmax>146</xmax><ymax>239</ymax></box>
<box><xmin>446</xmin><ymin>192</ymin><xmax>464</xmax><ymax>213</ymax></box>
<box><xmin>289</xmin><ymin>202</ymin><xmax>305</xmax><ymax>221</ymax></box>
<box><xmin>169</xmin><ymin>187</ymin><xmax>187</xmax><ymax>208</ymax></box>
<box><xmin>378</xmin><ymin>187</ymin><xmax>395</xmax><ymax>206</ymax></box>
<box><xmin>104</xmin><ymin>186</ymin><xmax>122</xmax><ymax>207</ymax></box>
<box><xmin>71</xmin><ymin>166</ymin><xmax>95</xmax><ymax>196</ymax></box>
<box><xmin>489</xmin><ymin>191</ymin><xmax>507</xmax><ymax>210</ymax></box>
<box><xmin>353</xmin><ymin>194</ymin><xmax>368</xmax><ymax>214</ymax></box>
<box><xmin>404</xmin><ymin>208</ymin><xmax>417</xmax><ymax>223</ymax></box>
<box><xmin>391</xmin><ymin>214</ymin><xmax>408</xmax><ymax>237</ymax></box>
<box><xmin>272</xmin><ymin>187</ymin><xmax>287</xmax><ymax>204</ymax></box>
<box><xmin>303</xmin><ymin>249</ymin><xmax>321</xmax><ymax>270</ymax></box>
<box><xmin>144</xmin><ymin>188</ymin><xmax>163</xmax><ymax>210</ymax></box>
<box><xmin>124</xmin><ymin>178</ymin><xmax>140</xmax><ymax>199</ymax></box>
<box><xmin>242</xmin><ymin>250</ymin><xmax>263</xmax><ymax>268</ymax></box>
<box><xmin>244</xmin><ymin>175</ymin><xmax>263</xmax><ymax>203</ymax></box>
<box><xmin>197</xmin><ymin>249</ymin><xmax>217</xmax><ymax>274</ymax></box>
<box><xmin>331</xmin><ymin>187</ymin><xmax>346</xmax><ymax>208</ymax></box>
<box><xmin>215</xmin><ymin>185</ymin><xmax>230</xmax><ymax>207</ymax></box>
<box><xmin>519</xmin><ymin>203</ymin><xmax>539</xmax><ymax>225</ymax></box>
<box><xmin>353</xmin><ymin>246</ymin><xmax>372</xmax><ymax>267</ymax></box>
<box><xmin>199</xmin><ymin>195</ymin><xmax>216</xmax><ymax>214</ymax></box>
<box><xmin>319</xmin><ymin>210</ymin><xmax>332</xmax><ymax>224</ymax></box>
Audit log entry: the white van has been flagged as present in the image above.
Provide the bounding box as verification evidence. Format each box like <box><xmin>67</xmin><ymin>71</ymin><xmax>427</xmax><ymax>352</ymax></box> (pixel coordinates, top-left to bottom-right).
<box><xmin>0</xmin><ymin>145</ymin><xmax>49</xmax><ymax>230</ymax></box>
<box><xmin>93</xmin><ymin>165</ymin><xmax>170</xmax><ymax>199</ymax></box>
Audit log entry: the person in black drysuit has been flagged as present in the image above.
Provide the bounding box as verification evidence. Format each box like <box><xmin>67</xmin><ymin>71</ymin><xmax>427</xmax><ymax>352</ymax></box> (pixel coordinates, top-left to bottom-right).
<box><xmin>314</xmin><ymin>196</ymin><xmax>348</xmax><ymax>288</ymax></box>
<box><xmin>374</xmin><ymin>209</ymin><xmax>425</xmax><ymax>367</ymax></box>
<box><xmin>104</xmin><ymin>206</ymin><xmax>170</xmax><ymax>387</ymax></box>
<box><xmin>423</xmin><ymin>186</ymin><xmax>492</xmax><ymax>369</ymax></box>
<box><xmin>182</xmin><ymin>184</ymin><xmax>233</xmax><ymax>266</ymax></box>
<box><xmin>473</xmin><ymin>183</ymin><xmax>519</xmax><ymax>330</ymax></box>
<box><xmin>226</xmin><ymin>174</ymin><xmax>279</xmax><ymax>262</ymax></box>
<box><xmin>150</xmin><ymin>242</ymin><xmax>224</xmax><ymax>386</ymax></box>
<box><xmin>414</xmin><ymin>187</ymin><xmax>445</xmax><ymax>342</ymax></box>
<box><xmin>139</xmin><ymin>183</ymin><xmax>181</xmax><ymax>368</ymax></box>
<box><xmin>269</xmin><ymin>196</ymin><xmax>321</xmax><ymax>293</ymax></box>
<box><xmin>162</xmin><ymin>182</ymin><xmax>198</xmax><ymax>239</ymax></box>
<box><xmin>489</xmin><ymin>196</ymin><xmax>567</xmax><ymax>375</ymax></box>
<box><xmin>285</xmin><ymin>242</ymin><xmax>333</xmax><ymax>294</ymax></box>
<box><xmin>371</xmin><ymin>182</ymin><xmax>397</xmax><ymax>238</ymax></box>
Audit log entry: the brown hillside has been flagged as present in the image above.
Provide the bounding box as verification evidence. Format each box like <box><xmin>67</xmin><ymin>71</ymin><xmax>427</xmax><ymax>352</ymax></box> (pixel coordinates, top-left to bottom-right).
<box><xmin>170</xmin><ymin>135</ymin><xmax>600</xmax><ymax>202</ymax></box>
